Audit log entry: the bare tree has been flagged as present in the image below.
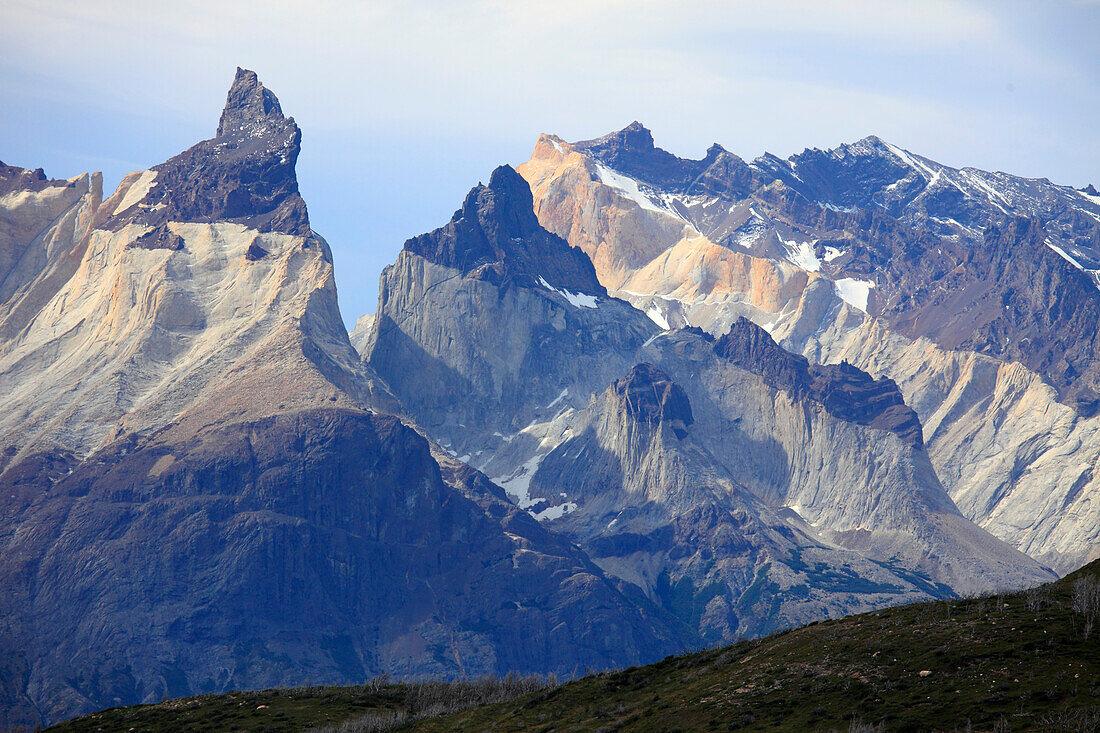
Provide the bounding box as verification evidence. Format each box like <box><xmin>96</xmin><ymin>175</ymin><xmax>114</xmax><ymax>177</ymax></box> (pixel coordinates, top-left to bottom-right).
<box><xmin>1073</xmin><ymin>576</ymin><xmax>1100</xmax><ymax>638</ymax></box>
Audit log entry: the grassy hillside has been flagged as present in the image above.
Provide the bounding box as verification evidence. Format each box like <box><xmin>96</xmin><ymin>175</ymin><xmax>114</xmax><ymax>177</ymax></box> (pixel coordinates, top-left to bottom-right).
<box><xmin>49</xmin><ymin>561</ymin><xmax>1100</xmax><ymax>732</ymax></box>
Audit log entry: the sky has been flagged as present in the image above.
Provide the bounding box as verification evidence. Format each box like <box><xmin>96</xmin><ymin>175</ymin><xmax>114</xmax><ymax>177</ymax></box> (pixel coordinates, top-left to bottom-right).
<box><xmin>2</xmin><ymin>0</ymin><xmax>1098</xmax><ymax>326</ymax></box>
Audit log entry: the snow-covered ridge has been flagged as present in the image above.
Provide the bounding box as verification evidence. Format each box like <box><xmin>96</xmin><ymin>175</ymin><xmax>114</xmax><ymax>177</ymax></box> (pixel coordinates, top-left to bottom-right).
<box><xmin>538</xmin><ymin>276</ymin><xmax>598</xmax><ymax>308</ymax></box>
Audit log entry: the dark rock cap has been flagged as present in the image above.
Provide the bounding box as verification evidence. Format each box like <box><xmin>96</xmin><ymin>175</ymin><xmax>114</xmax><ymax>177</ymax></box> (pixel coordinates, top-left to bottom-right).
<box><xmin>0</xmin><ymin>162</ymin><xmax>71</xmax><ymax>197</ymax></box>
<box><xmin>611</xmin><ymin>363</ymin><xmax>694</xmax><ymax>438</ymax></box>
<box><xmin>403</xmin><ymin>164</ymin><xmax>605</xmax><ymax>294</ymax></box>
<box><xmin>573</xmin><ymin>122</ymin><xmax>756</xmax><ymax>198</ymax></box>
<box><xmin>217</xmin><ymin>67</ymin><xmax>286</xmax><ymax>137</ymax></box>
<box><xmin>105</xmin><ymin>67</ymin><xmax>310</xmax><ymax>237</ymax></box>
<box><xmin>715</xmin><ymin>318</ymin><xmax>923</xmax><ymax>447</ymax></box>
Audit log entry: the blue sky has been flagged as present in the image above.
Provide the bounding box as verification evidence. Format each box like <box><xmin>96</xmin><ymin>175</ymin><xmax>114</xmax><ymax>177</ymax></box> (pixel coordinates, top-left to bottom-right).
<box><xmin>3</xmin><ymin>0</ymin><xmax>1098</xmax><ymax>325</ymax></box>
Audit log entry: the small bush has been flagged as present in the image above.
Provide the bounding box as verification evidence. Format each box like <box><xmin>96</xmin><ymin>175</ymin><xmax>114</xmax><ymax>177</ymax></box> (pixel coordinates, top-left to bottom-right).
<box><xmin>305</xmin><ymin>673</ymin><xmax>558</xmax><ymax>733</ymax></box>
<box><xmin>1036</xmin><ymin>706</ymin><xmax>1100</xmax><ymax>733</ymax></box>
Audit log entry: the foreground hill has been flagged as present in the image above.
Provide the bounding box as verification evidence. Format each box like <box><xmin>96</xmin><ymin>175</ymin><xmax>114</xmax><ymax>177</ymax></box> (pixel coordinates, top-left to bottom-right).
<box><xmin>51</xmin><ymin>560</ymin><xmax>1100</xmax><ymax>732</ymax></box>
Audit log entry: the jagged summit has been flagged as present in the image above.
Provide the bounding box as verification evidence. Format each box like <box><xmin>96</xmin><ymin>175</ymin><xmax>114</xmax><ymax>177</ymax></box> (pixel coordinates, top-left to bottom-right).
<box><xmin>571</xmin><ymin>122</ymin><xmax>754</xmax><ymax>198</ymax></box>
<box><xmin>402</xmin><ymin>164</ymin><xmax>604</xmax><ymax>294</ymax></box>
<box><xmin>577</xmin><ymin>120</ymin><xmax>656</xmax><ymax>152</ymax></box>
<box><xmin>105</xmin><ymin>67</ymin><xmax>309</xmax><ymax>236</ymax></box>
<box><xmin>610</xmin><ymin>363</ymin><xmax>693</xmax><ymax>438</ymax></box>
<box><xmin>0</xmin><ymin>161</ymin><xmax>69</xmax><ymax>196</ymax></box>
<box><xmin>217</xmin><ymin>67</ymin><xmax>287</xmax><ymax>137</ymax></box>
<box><xmin>715</xmin><ymin>319</ymin><xmax>924</xmax><ymax>447</ymax></box>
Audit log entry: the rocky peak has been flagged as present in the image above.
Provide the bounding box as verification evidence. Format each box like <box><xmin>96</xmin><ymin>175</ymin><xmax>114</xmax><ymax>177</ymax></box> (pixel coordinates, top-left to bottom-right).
<box><xmin>713</xmin><ymin>318</ymin><xmax>809</xmax><ymax>390</ymax></box>
<box><xmin>105</xmin><ymin>67</ymin><xmax>309</xmax><ymax>236</ymax></box>
<box><xmin>574</xmin><ymin>123</ymin><xmax>754</xmax><ymax>199</ymax></box>
<box><xmin>0</xmin><ymin>162</ymin><xmax>70</xmax><ymax>197</ymax></box>
<box><xmin>715</xmin><ymin>319</ymin><xmax>923</xmax><ymax>447</ymax></box>
<box><xmin>216</xmin><ymin>67</ymin><xmax>287</xmax><ymax>138</ymax></box>
<box><xmin>845</xmin><ymin>134</ymin><xmax>892</xmax><ymax>156</ymax></box>
<box><xmin>608</xmin><ymin>363</ymin><xmax>693</xmax><ymax>439</ymax></box>
<box><xmin>578</xmin><ymin>121</ymin><xmax>656</xmax><ymax>155</ymax></box>
<box><xmin>1083</xmin><ymin>184</ymin><xmax>1099</xmax><ymax>197</ymax></box>
<box><xmin>402</xmin><ymin>164</ymin><xmax>605</xmax><ymax>294</ymax></box>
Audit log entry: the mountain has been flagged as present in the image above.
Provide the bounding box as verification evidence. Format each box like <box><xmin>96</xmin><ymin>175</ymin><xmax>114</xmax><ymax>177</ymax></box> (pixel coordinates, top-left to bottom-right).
<box><xmin>0</xmin><ymin>67</ymin><xmax>383</xmax><ymax>469</ymax></box>
<box><xmin>0</xmin><ymin>408</ymin><xmax>684</xmax><ymax>727</ymax></box>
<box><xmin>48</xmin><ymin>559</ymin><xmax>1100</xmax><ymax>733</ymax></box>
<box><xmin>358</xmin><ymin>160</ymin><xmax>1052</xmax><ymax>644</ymax></box>
<box><xmin>0</xmin><ymin>72</ymin><xmax>687</xmax><ymax>729</ymax></box>
<box><xmin>2</xmin><ymin>70</ymin><xmax>1082</xmax><ymax>730</ymax></box>
<box><xmin>362</xmin><ymin>163</ymin><xmax>658</xmax><ymax>447</ymax></box>
<box><xmin>517</xmin><ymin>124</ymin><xmax>1100</xmax><ymax>573</ymax></box>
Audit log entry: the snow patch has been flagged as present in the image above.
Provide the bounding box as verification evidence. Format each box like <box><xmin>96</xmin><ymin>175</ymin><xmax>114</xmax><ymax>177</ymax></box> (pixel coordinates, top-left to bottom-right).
<box><xmin>547</xmin><ymin>388</ymin><xmax>569</xmax><ymax>408</ymax></box>
<box><xmin>823</xmin><ymin>246</ymin><xmax>844</xmax><ymax>262</ymax></box>
<box><xmin>732</xmin><ymin>216</ymin><xmax>768</xmax><ymax>248</ymax></box>
<box><xmin>646</xmin><ymin>305</ymin><xmax>670</xmax><ymax>330</ymax></box>
<box><xmin>533</xmin><ymin>502</ymin><xmax>578</xmax><ymax>521</ymax></box>
<box><xmin>781</xmin><ymin>236</ymin><xmax>821</xmax><ymax>272</ymax></box>
<box><xmin>538</xmin><ymin>276</ymin><xmax>598</xmax><ymax>308</ymax></box>
<box><xmin>958</xmin><ymin>169</ymin><xmax>1012</xmax><ymax>214</ymax></box>
<box><xmin>834</xmin><ymin>277</ymin><xmax>875</xmax><ymax>312</ymax></box>
<box><xmin>883</xmin><ymin>142</ymin><xmax>939</xmax><ymax>181</ymax></box>
<box><xmin>786</xmin><ymin>503</ymin><xmax>816</xmax><ymax>524</ymax></box>
<box><xmin>497</xmin><ymin>454</ymin><xmax>545</xmax><ymax>509</ymax></box>
<box><xmin>593</xmin><ymin>163</ymin><xmax>687</xmax><ymax>224</ymax></box>
<box><xmin>1047</xmin><ymin>239</ymin><xmax>1085</xmax><ymax>270</ymax></box>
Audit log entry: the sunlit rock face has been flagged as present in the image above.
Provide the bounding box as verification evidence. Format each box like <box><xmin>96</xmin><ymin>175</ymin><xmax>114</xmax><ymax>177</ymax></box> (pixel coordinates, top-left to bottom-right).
<box><xmin>517</xmin><ymin>123</ymin><xmax>1100</xmax><ymax>573</ymax></box>
<box><xmin>360</xmin><ymin>158</ymin><xmax>1052</xmax><ymax>649</ymax></box>
<box><xmin>0</xmin><ymin>73</ymin><xmax>689</xmax><ymax>730</ymax></box>
<box><xmin>0</xmin><ymin>69</ymin><xmax>381</xmax><ymax>471</ymax></box>
<box><xmin>363</xmin><ymin>163</ymin><xmax>659</xmax><ymax>441</ymax></box>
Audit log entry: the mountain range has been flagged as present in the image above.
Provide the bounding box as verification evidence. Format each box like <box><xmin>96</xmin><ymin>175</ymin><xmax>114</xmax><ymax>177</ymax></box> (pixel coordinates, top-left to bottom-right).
<box><xmin>0</xmin><ymin>69</ymin><xmax>1094</xmax><ymax>728</ymax></box>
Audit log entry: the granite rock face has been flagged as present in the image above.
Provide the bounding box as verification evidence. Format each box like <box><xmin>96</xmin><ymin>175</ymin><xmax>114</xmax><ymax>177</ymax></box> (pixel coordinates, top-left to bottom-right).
<box><xmin>0</xmin><ymin>68</ymin><xmax>378</xmax><ymax>469</ymax></box>
<box><xmin>714</xmin><ymin>318</ymin><xmax>923</xmax><ymax>447</ymax></box>
<box><xmin>517</xmin><ymin>124</ymin><xmax>1100</xmax><ymax>572</ymax></box>
<box><xmin>526</xmin><ymin>362</ymin><xmax>954</xmax><ymax>643</ymax></box>
<box><xmin>0</xmin><ymin>72</ymin><xmax>694</xmax><ymax>729</ymax></box>
<box><xmin>364</xmin><ymin>165</ymin><xmax>658</xmax><ymax>446</ymax></box>
<box><xmin>359</xmin><ymin>166</ymin><xmax>1052</xmax><ymax>647</ymax></box>
<box><xmin>404</xmin><ymin>165</ymin><xmax>603</xmax><ymax>294</ymax></box>
<box><xmin>0</xmin><ymin>69</ymin><xmax>1078</xmax><ymax>730</ymax></box>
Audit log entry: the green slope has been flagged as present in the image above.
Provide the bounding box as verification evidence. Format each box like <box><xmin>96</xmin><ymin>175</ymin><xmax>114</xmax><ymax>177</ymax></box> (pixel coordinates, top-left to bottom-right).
<box><xmin>49</xmin><ymin>561</ymin><xmax>1100</xmax><ymax>733</ymax></box>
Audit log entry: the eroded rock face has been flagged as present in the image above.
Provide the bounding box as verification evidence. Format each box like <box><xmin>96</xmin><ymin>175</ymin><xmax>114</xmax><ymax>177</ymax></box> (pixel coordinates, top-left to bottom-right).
<box><xmin>107</xmin><ymin>67</ymin><xmax>310</xmax><ymax>236</ymax></box>
<box><xmin>404</xmin><ymin>165</ymin><xmax>603</xmax><ymax>294</ymax></box>
<box><xmin>359</xmin><ymin>164</ymin><xmax>1052</xmax><ymax>649</ymax></box>
<box><xmin>0</xmin><ymin>69</ymin><xmax>379</xmax><ymax>469</ymax></box>
<box><xmin>0</xmin><ymin>409</ymin><xmax>684</xmax><ymax>728</ymax></box>
<box><xmin>517</xmin><ymin>123</ymin><xmax>1100</xmax><ymax>572</ymax></box>
<box><xmin>518</xmin><ymin>351</ymin><xmax>1050</xmax><ymax>644</ymax></box>
<box><xmin>1</xmin><ymin>73</ymin><xmax>710</xmax><ymax>731</ymax></box>
<box><xmin>715</xmin><ymin>318</ymin><xmax>922</xmax><ymax>448</ymax></box>
<box><xmin>363</xmin><ymin>166</ymin><xmax>658</xmax><ymax>446</ymax></box>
